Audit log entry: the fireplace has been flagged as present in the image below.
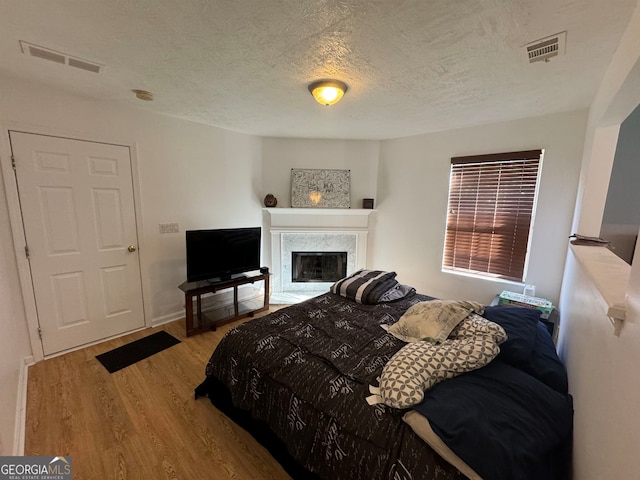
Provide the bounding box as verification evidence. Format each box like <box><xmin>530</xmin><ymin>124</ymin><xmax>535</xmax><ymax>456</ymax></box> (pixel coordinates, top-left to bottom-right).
<box><xmin>265</xmin><ymin>208</ymin><xmax>375</xmax><ymax>303</ymax></box>
<box><xmin>292</xmin><ymin>251</ymin><xmax>347</xmax><ymax>283</ymax></box>
<box><xmin>279</xmin><ymin>233</ymin><xmax>357</xmax><ymax>295</ymax></box>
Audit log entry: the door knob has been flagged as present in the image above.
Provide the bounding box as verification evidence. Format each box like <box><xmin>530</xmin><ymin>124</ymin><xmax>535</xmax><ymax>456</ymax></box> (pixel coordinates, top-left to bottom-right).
<box><xmin>128</xmin><ymin>245</ymin><xmax>137</xmax><ymax>252</ymax></box>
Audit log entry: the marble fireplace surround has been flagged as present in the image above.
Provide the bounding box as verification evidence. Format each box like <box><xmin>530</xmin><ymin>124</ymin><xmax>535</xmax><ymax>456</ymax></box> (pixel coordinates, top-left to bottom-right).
<box><xmin>265</xmin><ymin>208</ymin><xmax>375</xmax><ymax>303</ymax></box>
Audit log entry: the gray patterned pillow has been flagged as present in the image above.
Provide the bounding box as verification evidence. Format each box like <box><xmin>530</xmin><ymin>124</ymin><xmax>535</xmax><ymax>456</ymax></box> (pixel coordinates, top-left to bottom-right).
<box><xmin>450</xmin><ymin>312</ymin><xmax>506</xmax><ymax>340</ymax></box>
<box><xmin>371</xmin><ymin>315</ymin><xmax>506</xmax><ymax>409</ymax></box>
<box><xmin>387</xmin><ymin>300</ymin><xmax>484</xmax><ymax>343</ymax></box>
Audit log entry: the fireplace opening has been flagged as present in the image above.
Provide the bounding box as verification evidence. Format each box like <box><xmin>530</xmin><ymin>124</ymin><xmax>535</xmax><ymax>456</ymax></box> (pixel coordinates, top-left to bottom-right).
<box><xmin>291</xmin><ymin>251</ymin><xmax>347</xmax><ymax>283</ymax></box>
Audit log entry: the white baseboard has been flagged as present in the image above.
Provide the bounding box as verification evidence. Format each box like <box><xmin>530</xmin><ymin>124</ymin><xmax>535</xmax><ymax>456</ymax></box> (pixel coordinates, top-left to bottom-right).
<box><xmin>13</xmin><ymin>355</ymin><xmax>33</xmax><ymax>456</ymax></box>
<box><xmin>151</xmin><ymin>311</ymin><xmax>185</xmax><ymax>328</ymax></box>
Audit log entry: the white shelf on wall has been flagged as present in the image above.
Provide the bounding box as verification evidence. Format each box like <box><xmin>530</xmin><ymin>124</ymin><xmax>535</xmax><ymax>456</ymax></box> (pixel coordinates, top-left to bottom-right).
<box><xmin>263</xmin><ymin>208</ymin><xmax>377</xmax><ymax>215</ymax></box>
<box><xmin>264</xmin><ymin>208</ymin><xmax>376</xmax><ymax>230</ymax></box>
<box><xmin>571</xmin><ymin>244</ymin><xmax>630</xmax><ymax>335</ymax></box>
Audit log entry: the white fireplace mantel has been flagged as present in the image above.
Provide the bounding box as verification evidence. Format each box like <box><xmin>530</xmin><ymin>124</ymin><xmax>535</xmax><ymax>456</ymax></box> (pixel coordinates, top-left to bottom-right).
<box><xmin>264</xmin><ymin>208</ymin><xmax>377</xmax><ymax>215</ymax></box>
<box><xmin>264</xmin><ymin>208</ymin><xmax>376</xmax><ymax>230</ymax></box>
<box><xmin>264</xmin><ymin>208</ymin><xmax>375</xmax><ymax>303</ymax></box>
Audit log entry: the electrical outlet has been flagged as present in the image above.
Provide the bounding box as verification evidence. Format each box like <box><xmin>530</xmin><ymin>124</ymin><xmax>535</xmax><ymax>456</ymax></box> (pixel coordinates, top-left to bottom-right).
<box><xmin>159</xmin><ymin>223</ymin><xmax>179</xmax><ymax>234</ymax></box>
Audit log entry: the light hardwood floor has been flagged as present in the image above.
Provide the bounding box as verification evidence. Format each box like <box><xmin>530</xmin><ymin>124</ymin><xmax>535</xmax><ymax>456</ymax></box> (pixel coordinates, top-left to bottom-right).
<box><xmin>25</xmin><ymin>309</ymin><xmax>291</xmax><ymax>480</ymax></box>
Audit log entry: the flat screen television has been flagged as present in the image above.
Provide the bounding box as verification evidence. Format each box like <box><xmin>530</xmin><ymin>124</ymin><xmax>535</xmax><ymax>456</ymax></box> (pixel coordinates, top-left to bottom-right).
<box><xmin>186</xmin><ymin>227</ymin><xmax>261</xmax><ymax>282</ymax></box>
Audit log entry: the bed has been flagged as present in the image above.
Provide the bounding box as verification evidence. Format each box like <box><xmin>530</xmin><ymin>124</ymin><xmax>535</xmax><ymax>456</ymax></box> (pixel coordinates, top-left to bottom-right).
<box><xmin>195</xmin><ymin>274</ymin><xmax>573</xmax><ymax>480</ymax></box>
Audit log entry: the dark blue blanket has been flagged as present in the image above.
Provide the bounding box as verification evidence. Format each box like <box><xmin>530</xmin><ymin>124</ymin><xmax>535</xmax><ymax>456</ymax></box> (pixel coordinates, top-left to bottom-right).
<box><xmin>413</xmin><ymin>308</ymin><xmax>573</xmax><ymax>480</ymax></box>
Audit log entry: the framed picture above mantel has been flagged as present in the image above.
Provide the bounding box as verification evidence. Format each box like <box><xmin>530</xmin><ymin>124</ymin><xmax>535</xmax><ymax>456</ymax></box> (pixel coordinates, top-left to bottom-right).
<box><xmin>290</xmin><ymin>168</ymin><xmax>351</xmax><ymax>208</ymax></box>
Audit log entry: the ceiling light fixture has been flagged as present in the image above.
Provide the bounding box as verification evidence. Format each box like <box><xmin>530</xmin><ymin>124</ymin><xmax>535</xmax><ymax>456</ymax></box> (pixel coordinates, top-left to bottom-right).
<box><xmin>132</xmin><ymin>89</ymin><xmax>154</xmax><ymax>101</ymax></box>
<box><xmin>308</xmin><ymin>79</ymin><xmax>348</xmax><ymax>106</ymax></box>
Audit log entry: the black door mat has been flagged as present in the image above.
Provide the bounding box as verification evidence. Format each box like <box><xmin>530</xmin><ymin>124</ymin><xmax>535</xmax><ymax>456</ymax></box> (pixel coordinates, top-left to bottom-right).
<box><xmin>96</xmin><ymin>330</ymin><xmax>181</xmax><ymax>373</ymax></box>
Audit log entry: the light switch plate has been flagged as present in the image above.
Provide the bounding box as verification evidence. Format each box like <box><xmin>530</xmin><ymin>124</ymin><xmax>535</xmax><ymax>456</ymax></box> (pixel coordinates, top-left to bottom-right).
<box><xmin>159</xmin><ymin>223</ymin><xmax>179</xmax><ymax>234</ymax></box>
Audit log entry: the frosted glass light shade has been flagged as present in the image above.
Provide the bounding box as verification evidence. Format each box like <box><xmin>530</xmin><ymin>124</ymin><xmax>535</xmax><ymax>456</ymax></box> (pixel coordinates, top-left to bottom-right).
<box><xmin>308</xmin><ymin>80</ymin><xmax>348</xmax><ymax>106</ymax></box>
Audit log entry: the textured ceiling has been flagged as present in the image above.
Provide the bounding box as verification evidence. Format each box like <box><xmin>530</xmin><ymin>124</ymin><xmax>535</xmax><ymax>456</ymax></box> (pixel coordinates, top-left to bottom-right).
<box><xmin>0</xmin><ymin>0</ymin><xmax>637</xmax><ymax>139</ymax></box>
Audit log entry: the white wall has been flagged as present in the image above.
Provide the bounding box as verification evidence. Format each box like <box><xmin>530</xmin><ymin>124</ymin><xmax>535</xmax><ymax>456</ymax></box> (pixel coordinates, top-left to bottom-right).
<box><xmin>0</xmin><ymin>165</ymin><xmax>31</xmax><ymax>455</ymax></box>
<box><xmin>372</xmin><ymin>110</ymin><xmax>587</xmax><ymax>305</ymax></box>
<box><xmin>0</xmin><ymin>75</ymin><xmax>263</xmax><ymax>326</ymax></box>
<box><xmin>261</xmin><ymin>137</ymin><xmax>380</xmax><ymax>209</ymax></box>
<box><xmin>558</xmin><ymin>2</ymin><xmax>640</xmax><ymax>478</ymax></box>
<box><xmin>559</xmin><ymin>250</ymin><xmax>640</xmax><ymax>479</ymax></box>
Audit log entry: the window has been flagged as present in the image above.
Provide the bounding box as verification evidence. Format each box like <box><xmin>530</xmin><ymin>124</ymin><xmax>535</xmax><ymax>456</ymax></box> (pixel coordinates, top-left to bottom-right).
<box><xmin>443</xmin><ymin>150</ymin><xmax>542</xmax><ymax>282</ymax></box>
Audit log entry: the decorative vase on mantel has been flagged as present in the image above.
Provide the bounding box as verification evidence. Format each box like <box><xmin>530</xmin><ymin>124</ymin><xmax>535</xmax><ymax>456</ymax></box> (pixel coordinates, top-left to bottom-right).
<box><xmin>264</xmin><ymin>194</ymin><xmax>278</xmax><ymax>208</ymax></box>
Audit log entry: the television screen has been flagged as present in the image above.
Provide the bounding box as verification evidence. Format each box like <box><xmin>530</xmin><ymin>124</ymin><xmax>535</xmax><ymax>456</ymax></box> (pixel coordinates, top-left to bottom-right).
<box><xmin>186</xmin><ymin>227</ymin><xmax>261</xmax><ymax>282</ymax></box>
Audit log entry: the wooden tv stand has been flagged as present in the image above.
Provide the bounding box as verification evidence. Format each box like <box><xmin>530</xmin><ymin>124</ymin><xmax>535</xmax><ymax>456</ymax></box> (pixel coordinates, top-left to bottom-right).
<box><xmin>178</xmin><ymin>272</ymin><xmax>270</xmax><ymax>336</ymax></box>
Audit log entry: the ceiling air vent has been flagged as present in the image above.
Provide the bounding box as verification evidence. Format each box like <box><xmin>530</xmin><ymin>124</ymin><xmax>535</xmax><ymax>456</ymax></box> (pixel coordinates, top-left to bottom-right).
<box><xmin>20</xmin><ymin>41</ymin><xmax>103</xmax><ymax>73</ymax></box>
<box><xmin>525</xmin><ymin>32</ymin><xmax>566</xmax><ymax>63</ymax></box>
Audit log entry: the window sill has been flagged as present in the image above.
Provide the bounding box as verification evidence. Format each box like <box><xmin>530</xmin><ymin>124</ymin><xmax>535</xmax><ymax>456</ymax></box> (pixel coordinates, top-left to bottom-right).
<box><xmin>441</xmin><ymin>267</ymin><xmax>525</xmax><ymax>288</ymax></box>
<box><xmin>570</xmin><ymin>244</ymin><xmax>630</xmax><ymax>335</ymax></box>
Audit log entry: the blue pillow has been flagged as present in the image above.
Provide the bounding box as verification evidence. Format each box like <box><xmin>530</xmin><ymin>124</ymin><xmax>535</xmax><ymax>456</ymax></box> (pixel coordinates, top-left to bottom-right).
<box><xmin>520</xmin><ymin>321</ymin><xmax>568</xmax><ymax>394</ymax></box>
<box><xmin>481</xmin><ymin>306</ymin><xmax>568</xmax><ymax>394</ymax></box>
<box><xmin>481</xmin><ymin>306</ymin><xmax>541</xmax><ymax>364</ymax></box>
<box><xmin>416</xmin><ymin>360</ymin><xmax>573</xmax><ymax>480</ymax></box>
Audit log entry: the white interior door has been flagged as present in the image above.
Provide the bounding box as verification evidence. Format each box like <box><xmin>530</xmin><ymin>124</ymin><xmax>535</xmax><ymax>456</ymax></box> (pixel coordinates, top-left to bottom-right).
<box><xmin>10</xmin><ymin>131</ymin><xmax>145</xmax><ymax>355</ymax></box>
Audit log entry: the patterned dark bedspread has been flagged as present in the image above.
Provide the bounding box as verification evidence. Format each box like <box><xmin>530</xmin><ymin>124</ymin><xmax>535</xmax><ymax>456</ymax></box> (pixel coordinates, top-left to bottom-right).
<box><xmin>197</xmin><ymin>292</ymin><xmax>466</xmax><ymax>480</ymax></box>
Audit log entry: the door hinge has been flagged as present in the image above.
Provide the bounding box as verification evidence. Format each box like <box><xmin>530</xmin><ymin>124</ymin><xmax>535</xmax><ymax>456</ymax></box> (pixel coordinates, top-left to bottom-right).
<box><xmin>11</xmin><ymin>155</ymin><xmax>16</xmax><ymax>171</ymax></box>
<box><xmin>37</xmin><ymin>327</ymin><xmax>42</xmax><ymax>339</ymax></box>
<box><xmin>25</xmin><ymin>245</ymin><xmax>30</xmax><ymax>259</ymax></box>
